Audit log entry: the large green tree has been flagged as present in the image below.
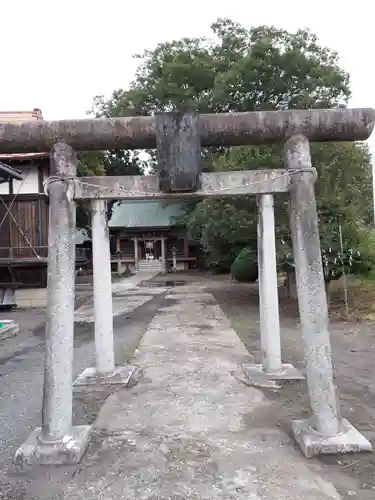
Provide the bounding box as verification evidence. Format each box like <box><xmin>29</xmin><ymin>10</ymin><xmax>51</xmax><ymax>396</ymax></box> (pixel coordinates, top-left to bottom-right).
<box><xmin>92</xmin><ymin>18</ymin><xmax>374</xmax><ymax>271</ymax></box>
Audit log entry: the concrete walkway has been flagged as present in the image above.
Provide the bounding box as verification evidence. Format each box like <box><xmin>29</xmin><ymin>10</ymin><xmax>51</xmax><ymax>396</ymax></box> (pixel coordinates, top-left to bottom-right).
<box><xmin>60</xmin><ymin>284</ymin><xmax>340</xmax><ymax>499</ymax></box>
<box><xmin>75</xmin><ymin>271</ymin><xmax>162</xmax><ymax>322</ymax></box>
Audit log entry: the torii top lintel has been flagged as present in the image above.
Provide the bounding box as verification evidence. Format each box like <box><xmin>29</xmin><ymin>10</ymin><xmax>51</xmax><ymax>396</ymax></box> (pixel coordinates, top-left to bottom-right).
<box><xmin>0</xmin><ymin>108</ymin><xmax>374</xmax><ymax>154</ymax></box>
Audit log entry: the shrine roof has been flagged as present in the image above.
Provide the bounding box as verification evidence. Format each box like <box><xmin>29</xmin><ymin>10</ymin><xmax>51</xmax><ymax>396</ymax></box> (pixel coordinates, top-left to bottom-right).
<box><xmin>108</xmin><ymin>200</ymin><xmax>186</xmax><ymax>228</ymax></box>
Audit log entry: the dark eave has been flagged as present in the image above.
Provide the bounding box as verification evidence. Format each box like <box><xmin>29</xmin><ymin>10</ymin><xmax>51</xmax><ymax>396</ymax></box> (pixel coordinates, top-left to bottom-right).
<box><xmin>0</xmin><ymin>161</ymin><xmax>23</xmax><ymax>181</ymax></box>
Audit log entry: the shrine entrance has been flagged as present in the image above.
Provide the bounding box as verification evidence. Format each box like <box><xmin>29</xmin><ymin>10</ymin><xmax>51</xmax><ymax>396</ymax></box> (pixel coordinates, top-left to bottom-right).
<box><xmin>4</xmin><ymin>107</ymin><xmax>373</xmax><ymax>465</ymax></box>
<box><xmin>139</xmin><ymin>238</ymin><xmax>163</xmax><ymax>261</ymax></box>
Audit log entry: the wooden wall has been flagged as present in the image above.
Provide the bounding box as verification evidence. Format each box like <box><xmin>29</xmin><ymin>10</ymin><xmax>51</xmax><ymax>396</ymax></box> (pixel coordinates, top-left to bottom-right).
<box><xmin>0</xmin><ymin>197</ymin><xmax>48</xmax><ymax>259</ymax></box>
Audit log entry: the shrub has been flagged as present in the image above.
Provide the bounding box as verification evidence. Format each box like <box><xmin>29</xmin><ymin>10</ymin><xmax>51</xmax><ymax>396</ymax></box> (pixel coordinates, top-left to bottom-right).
<box><xmin>231</xmin><ymin>248</ymin><xmax>258</xmax><ymax>282</ymax></box>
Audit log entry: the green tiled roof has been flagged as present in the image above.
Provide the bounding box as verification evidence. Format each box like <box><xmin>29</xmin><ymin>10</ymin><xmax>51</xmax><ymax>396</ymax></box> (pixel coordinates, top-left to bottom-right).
<box><xmin>108</xmin><ymin>200</ymin><xmax>186</xmax><ymax>228</ymax></box>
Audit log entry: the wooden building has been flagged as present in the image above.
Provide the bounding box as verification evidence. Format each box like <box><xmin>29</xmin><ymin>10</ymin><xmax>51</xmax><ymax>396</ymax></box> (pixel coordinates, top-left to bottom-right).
<box><xmin>0</xmin><ymin>109</ymin><xmax>88</xmax><ymax>307</ymax></box>
<box><xmin>109</xmin><ymin>200</ymin><xmax>197</xmax><ymax>273</ymax></box>
<box><xmin>0</xmin><ymin>110</ymin><xmax>51</xmax><ymax>307</ymax></box>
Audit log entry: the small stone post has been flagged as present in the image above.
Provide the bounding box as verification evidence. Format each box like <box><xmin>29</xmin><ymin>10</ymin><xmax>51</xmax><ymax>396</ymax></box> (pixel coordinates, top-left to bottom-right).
<box><xmin>172</xmin><ymin>247</ymin><xmax>177</xmax><ymax>271</ymax></box>
<box><xmin>74</xmin><ymin>199</ymin><xmax>137</xmax><ymax>388</ymax></box>
<box><xmin>161</xmin><ymin>238</ymin><xmax>166</xmax><ymax>263</ymax></box>
<box><xmin>258</xmin><ymin>194</ymin><xmax>282</xmax><ymax>373</ymax></box>
<box><xmin>242</xmin><ymin>194</ymin><xmax>303</xmax><ymax>384</ymax></box>
<box><xmin>91</xmin><ymin>199</ymin><xmax>115</xmax><ymax>375</ymax></box>
<box><xmin>14</xmin><ymin>143</ymin><xmax>91</xmax><ymax>465</ymax></box>
<box><xmin>285</xmin><ymin>134</ymin><xmax>372</xmax><ymax>457</ymax></box>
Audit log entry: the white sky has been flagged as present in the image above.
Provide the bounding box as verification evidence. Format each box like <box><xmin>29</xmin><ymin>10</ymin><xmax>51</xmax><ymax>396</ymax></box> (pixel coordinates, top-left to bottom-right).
<box><xmin>1</xmin><ymin>0</ymin><xmax>374</xmax><ymax>155</ymax></box>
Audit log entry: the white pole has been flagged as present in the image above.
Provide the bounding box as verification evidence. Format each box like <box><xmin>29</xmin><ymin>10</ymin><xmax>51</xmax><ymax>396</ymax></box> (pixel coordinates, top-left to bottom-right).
<box><xmin>338</xmin><ymin>221</ymin><xmax>349</xmax><ymax>318</ymax></box>
<box><xmin>134</xmin><ymin>238</ymin><xmax>139</xmax><ymax>270</ymax></box>
<box><xmin>257</xmin><ymin>194</ymin><xmax>282</xmax><ymax>373</ymax></box>
<box><xmin>91</xmin><ymin>199</ymin><xmax>115</xmax><ymax>375</ymax></box>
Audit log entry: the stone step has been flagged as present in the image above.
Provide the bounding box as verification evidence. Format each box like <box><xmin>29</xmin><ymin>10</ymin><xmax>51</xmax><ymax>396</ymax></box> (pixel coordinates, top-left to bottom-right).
<box><xmin>139</xmin><ymin>262</ymin><xmax>164</xmax><ymax>266</ymax></box>
<box><xmin>138</xmin><ymin>261</ymin><xmax>165</xmax><ymax>271</ymax></box>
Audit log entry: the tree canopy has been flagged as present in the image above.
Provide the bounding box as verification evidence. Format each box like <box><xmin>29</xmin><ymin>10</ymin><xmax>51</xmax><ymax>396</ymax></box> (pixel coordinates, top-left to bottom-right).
<box><xmin>91</xmin><ymin>18</ymin><xmax>374</xmax><ymax>274</ymax></box>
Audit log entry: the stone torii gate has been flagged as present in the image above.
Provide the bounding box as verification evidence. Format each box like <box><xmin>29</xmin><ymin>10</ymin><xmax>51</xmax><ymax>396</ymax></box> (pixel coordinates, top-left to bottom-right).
<box><xmin>2</xmin><ymin>108</ymin><xmax>373</xmax><ymax>464</ymax></box>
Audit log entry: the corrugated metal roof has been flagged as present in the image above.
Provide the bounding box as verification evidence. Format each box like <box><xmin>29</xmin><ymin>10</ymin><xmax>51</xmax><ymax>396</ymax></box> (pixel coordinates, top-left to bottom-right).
<box><xmin>109</xmin><ymin>200</ymin><xmax>186</xmax><ymax>228</ymax></box>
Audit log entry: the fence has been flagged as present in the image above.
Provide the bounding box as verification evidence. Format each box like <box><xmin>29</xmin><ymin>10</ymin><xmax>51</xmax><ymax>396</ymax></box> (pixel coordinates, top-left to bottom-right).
<box><xmin>0</xmin><ymin>246</ymin><xmax>89</xmax><ymax>261</ymax></box>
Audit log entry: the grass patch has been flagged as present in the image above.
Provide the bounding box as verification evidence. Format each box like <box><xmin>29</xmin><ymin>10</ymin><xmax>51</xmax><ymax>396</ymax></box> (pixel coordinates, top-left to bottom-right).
<box><xmin>328</xmin><ymin>275</ymin><xmax>375</xmax><ymax>320</ymax></box>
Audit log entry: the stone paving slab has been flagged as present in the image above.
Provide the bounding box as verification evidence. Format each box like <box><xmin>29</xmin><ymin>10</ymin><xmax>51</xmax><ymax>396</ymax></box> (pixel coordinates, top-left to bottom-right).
<box><xmin>113</xmin><ymin>287</ymin><xmax>167</xmax><ymax>296</ymax></box>
<box><xmin>111</xmin><ymin>271</ymin><xmax>162</xmax><ymax>292</ymax></box>
<box><xmin>74</xmin><ymin>272</ymin><xmax>164</xmax><ymax>323</ymax></box>
<box><xmin>60</xmin><ymin>287</ymin><xmax>341</xmax><ymax>499</ymax></box>
<box><xmin>74</xmin><ymin>295</ymin><xmax>158</xmax><ymax>323</ymax></box>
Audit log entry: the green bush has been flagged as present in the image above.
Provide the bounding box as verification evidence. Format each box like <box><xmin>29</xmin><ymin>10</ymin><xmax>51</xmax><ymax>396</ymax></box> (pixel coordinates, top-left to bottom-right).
<box><xmin>210</xmin><ymin>257</ymin><xmax>233</xmax><ymax>274</ymax></box>
<box><xmin>208</xmin><ymin>244</ymin><xmax>249</xmax><ymax>274</ymax></box>
<box><xmin>231</xmin><ymin>248</ymin><xmax>258</xmax><ymax>282</ymax></box>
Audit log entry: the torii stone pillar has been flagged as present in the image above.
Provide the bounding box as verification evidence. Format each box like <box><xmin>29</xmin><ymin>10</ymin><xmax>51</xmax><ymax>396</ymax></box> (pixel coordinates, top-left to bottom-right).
<box><xmin>243</xmin><ymin>194</ymin><xmax>304</xmax><ymax>383</ymax></box>
<box><xmin>74</xmin><ymin>199</ymin><xmax>137</xmax><ymax>387</ymax></box>
<box><xmin>285</xmin><ymin>135</ymin><xmax>372</xmax><ymax>457</ymax></box>
<box><xmin>14</xmin><ymin>143</ymin><xmax>91</xmax><ymax>465</ymax></box>
<box><xmin>91</xmin><ymin>199</ymin><xmax>115</xmax><ymax>374</ymax></box>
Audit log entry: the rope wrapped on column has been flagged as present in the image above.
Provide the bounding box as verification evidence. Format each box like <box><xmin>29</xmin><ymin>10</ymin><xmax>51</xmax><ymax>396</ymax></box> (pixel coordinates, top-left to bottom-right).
<box><xmin>14</xmin><ymin>142</ymin><xmax>92</xmax><ymax>466</ymax></box>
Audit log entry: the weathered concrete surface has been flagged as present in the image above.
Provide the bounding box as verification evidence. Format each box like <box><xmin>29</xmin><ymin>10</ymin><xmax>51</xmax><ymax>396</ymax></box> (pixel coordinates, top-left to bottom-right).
<box><xmin>75</xmin><ymin>272</ymin><xmax>164</xmax><ymax>323</ymax></box>
<box><xmin>60</xmin><ymin>285</ymin><xmax>341</xmax><ymax>499</ymax></box>
<box><xmin>0</xmin><ymin>287</ymin><xmax>169</xmax><ymax>499</ymax></box>
<box><xmin>74</xmin><ymin>271</ymin><xmax>165</xmax><ymax>387</ymax></box>
<box><xmin>112</xmin><ymin>270</ymin><xmax>163</xmax><ymax>290</ymax></box>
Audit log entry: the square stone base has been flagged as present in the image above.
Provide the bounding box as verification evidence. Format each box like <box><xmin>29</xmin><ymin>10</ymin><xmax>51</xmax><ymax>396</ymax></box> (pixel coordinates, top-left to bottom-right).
<box><xmin>242</xmin><ymin>363</ymin><xmax>304</xmax><ymax>383</ymax></box>
<box><xmin>73</xmin><ymin>365</ymin><xmax>139</xmax><ymax>387</ymax></box>
<box><xmin>14</xmin><ymin>425</ymin><xmax>92</xmax><ymax>466</ymax></box>
<box><xmin>0</xmin><ymin>320</ymin><xmax>19</xmax><ymax>341</ymax></box>
<box><xmin>292</xmin><ymin>418</ymin><xmax>373</xmax><ymax>458</ymax></box>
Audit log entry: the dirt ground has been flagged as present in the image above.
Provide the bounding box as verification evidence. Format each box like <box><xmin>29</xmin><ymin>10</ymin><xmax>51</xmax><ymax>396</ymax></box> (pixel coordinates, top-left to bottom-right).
<box><xmin>205</xmin><ymin>279</ymin><xmax>375</xmax><ymax>500</ymax></box>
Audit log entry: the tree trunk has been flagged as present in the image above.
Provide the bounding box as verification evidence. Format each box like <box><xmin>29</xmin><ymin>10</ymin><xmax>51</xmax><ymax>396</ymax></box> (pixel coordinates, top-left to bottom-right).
<box><xmin>286</xmin><ymin>269</ymin><xmax>298</xmax><ymax>299</ymax></box>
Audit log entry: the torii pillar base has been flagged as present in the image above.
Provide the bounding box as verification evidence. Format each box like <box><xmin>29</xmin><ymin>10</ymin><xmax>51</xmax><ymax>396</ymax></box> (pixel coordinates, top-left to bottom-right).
<box><xmin>73</xmin><ymin>365</ymin><xmax>140</xmax><ymax>388</ymax></box>
<box><xmin>242</xmin><ymin>363</ymin><xmax>304</xmax><ymax>385</ymax></box>
<box><xmin>292</xmin><ymin>418</ymin><xmax>372</xmax><ymax>458</ymax></box>
<box><xmin>14</xmin><ymin>425</ymin><xmax>91</xmax><ymax>466</ymax></box>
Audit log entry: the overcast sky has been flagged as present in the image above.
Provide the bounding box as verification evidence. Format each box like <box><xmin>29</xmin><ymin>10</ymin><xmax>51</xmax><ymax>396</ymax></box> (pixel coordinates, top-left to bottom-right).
<box><xmin>1</xmin><ymin>0</ymin><xmax>374</xmax><ymax>154</ymax></box>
